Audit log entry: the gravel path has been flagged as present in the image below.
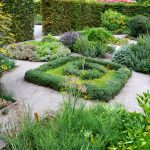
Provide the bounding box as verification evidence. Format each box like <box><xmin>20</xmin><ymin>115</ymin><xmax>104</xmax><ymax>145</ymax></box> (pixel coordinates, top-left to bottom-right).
<box><xmin>1</xmin><ymin>60</ymin><xmax>150</xmax><ymax>115</ymax></box>
<box><xmin>110</xmin><ymin>71</ymin><xmax>150</xmax><ymax>112</ymax></box>
<box><xmin>0</xmin><ymin>60</ymin><xmax>63</xmax><ymax>117</ymax></box>
<box><xmin>34</xmin><ymin>25</ymin><xmax>42</xmax><ymax>40</ymax></box>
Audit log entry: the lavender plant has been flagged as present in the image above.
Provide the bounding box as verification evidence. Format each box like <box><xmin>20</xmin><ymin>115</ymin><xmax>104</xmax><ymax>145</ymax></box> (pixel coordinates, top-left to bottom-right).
<box><xmin>60</xmin><ymin>32</ymin><xmax>79</xmax><ymax>50</ymax></box>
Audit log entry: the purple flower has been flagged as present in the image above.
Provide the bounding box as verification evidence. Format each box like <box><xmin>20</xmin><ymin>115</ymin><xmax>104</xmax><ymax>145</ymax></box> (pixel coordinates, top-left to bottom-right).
<box><xmin>60</xmin><ymin>32</ymin><xmax>79</xmax><ymax>48</ymax></box>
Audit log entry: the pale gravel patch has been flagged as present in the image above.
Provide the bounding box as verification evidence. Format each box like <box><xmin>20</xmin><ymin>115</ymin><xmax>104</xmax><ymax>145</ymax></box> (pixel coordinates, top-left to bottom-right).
<box><xmin>110</xmin><ymin>71</ymin><xmax>150</xmax><ymax>112</ymax></box>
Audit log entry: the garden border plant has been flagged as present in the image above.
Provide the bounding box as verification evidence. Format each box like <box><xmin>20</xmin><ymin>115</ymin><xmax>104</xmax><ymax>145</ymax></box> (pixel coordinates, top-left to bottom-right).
<box><xmin>25</xmin><ymin>56</ymin><xmax>131</xmax><ymax>101</ymax></box>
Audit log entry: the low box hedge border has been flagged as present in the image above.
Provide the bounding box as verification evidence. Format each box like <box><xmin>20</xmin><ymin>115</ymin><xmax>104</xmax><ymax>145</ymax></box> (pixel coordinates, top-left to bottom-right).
<box><xmin>25</xmin><ymin>56</ymin><xmax>132</xmax><ymax>101</ymax></box>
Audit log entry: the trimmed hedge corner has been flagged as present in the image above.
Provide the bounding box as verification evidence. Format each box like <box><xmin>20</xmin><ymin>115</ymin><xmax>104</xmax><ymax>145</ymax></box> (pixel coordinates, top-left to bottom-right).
<box><xmin>42</xmin><ymin>0</ymin><xmax>150</xmax><ymax>35</ymax></box>
<box><xmin>2</xmin><ymin>0</ymin><xmax>34</xmax><ymax>42</ymax></box>
<box><xmin>25</xmin><ymin>56</ymin><xmax>131</xmax><ymax>101</ymax></box>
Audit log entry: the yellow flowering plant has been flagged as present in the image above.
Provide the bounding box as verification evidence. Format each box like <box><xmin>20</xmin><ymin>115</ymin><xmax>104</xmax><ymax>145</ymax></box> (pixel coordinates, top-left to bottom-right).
<box><xmin>0</xmin><ymin>2</ymin><xmax>14</xmax><ymax>76</ymax></box>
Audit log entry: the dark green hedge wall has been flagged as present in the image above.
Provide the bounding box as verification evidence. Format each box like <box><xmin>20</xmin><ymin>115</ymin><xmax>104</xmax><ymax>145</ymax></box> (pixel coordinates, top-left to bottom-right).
<box><xmin>42</xmin><ymin>0</ymin><xmax>150</xmax><ymax>35</ymax></box>
<box><xmin>1</xmin><ymin>0</ymin><xmax>34</xmax><ymax>42</ymax></box>
<box><xmin>35</xmin><ymin>1</ymin><xmax>41</xmax><ymax>15</ymax></box>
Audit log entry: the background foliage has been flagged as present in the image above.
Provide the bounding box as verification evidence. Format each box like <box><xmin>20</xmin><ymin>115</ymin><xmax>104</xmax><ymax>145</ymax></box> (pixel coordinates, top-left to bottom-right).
<box><xmin>0</xmin><ymin>3</ymin><xmax>14</xmax><ymax>77</ymax></box>
<box><xmin>42</xmin><ymin>0</ymin><xmax>150</xmax><ymax>34</ymax></box>
<box><xmin>2</xmin><ymin>0</ymin><xmax>34</xmax><ymax>42</ymax></box>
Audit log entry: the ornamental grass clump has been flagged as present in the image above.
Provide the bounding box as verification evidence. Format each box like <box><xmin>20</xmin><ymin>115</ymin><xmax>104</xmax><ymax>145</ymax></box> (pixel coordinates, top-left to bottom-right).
<box><xmin>5</xmin><ymin>92</ymin><xmax>150</xmax><ymax>149</ymax></box>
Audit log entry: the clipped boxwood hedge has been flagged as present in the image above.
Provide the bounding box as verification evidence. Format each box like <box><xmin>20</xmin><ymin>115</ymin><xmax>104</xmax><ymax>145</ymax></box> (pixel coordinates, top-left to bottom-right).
<box><xmin>2</xmin><ymin>0</ymin><xmax>34</xmax><ymax>42</ymax></box>
<box><xmin>25</xmin><ymin>56</ymin><xmax>131</xmax><ymax>101</ymax></box>
<box><xmin>42</xmin><ymin>0</ymin><xmax>150</xmax><ymax>35</ymax></box>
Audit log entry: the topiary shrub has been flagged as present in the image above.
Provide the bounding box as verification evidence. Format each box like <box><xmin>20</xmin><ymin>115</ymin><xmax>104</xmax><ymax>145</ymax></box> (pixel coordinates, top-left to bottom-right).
<box><xmin>101</xmin><ymin>9</ymin><xmax>129</xmax><ymax>34</ymax></box>
<box><xmin>128</xmin><ymin>15</ymin><xmax>150</xmax><ymax>37</ymax></box>
<box><xmin>112</xmin><ymin>35</ymin><xmax>150</xmax><ymax>74</ymax></box>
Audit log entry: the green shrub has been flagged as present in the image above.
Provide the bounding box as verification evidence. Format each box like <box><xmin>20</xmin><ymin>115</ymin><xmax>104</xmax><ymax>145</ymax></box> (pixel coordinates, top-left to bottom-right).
<box><xmin>101</xmin><ymin>9</ymin><xmax>129</xmax><ymax>34</ymax></box>
<box><xmin>6</xmin><ymin>92</ymin><xmax>150</xmax><ymax>149</ymax></box>
<box><xmin>7</xmin><ymin>35</ymin><xmax>71</xmax><ymax>61</ymax></box>
<box><xmin>112</xmin><ymin>45</ymin><xmax>130</xmax><ymax>65</ymax></box>
<box><xmin>112</xmin><ymin>35</ymin><xmax>150</xmax><ymax>74</ymax></box>
<box><xmin>2</xmin><ymin>0</ymin><xmax>34</xmax><ymax>42</ymax></box>
<box><xmin>80</xmin><ymin>27</ymin><xmax>115</xmax><ymax>44</ymax></box>
<box><xmin>128</xmin><ymin>15</ymin><xmax>150</xmax><ymax>37</ymax></box>
<box><xmin>25</xmin><ymin>56</ymin><xmax>131</xmax><ymax>101</ymax></box>
<box><xmin>116</xmin><ymin>92</ymin><xmax>150</xmax><ymax>149</ymax></box>
<box><xmin>73</xmin><ymin>36</ymin><xmax>107</xmax><ymax>57</ymax></box>
<box><xmin>42</xmin><ymin>0</ymin><xmax>150</xmax><ymax>34</ymax></box>
<box><xmin>0</xmin><ymin>3</ymin><xmax>14</xmax><ymax>76</ymax></box>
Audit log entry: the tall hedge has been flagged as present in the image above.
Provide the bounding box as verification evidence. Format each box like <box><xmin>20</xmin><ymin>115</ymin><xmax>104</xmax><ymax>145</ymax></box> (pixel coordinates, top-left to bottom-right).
<box><xmin>1</xmin><ymin>0</ymin><xmax>34</xmax><ymax>42</ymax></box>
<box><xmin>42</xmin><ymin>0</ymin><xmax>150</xmax><ymax>35</ymax></box>
<box><xmin>35</xmin><ymin>1</ymin><xmax>41</xmax><ymax>15</ymax></box>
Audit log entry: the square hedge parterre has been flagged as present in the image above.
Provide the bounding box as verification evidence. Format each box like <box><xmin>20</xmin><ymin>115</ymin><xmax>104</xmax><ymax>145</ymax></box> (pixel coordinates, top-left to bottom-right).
<box><xmin>25</xmin><ymin>56</ymin><xmax>131</xmax><ymax>101</ymax></box>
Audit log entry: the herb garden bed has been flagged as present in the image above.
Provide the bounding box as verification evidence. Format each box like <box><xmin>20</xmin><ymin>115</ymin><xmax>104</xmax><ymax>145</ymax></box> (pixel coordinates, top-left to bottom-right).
<box><xmin>25</xmin><ymin>56</ymin><xmax>131</xmax><ymax>101</ymax></box>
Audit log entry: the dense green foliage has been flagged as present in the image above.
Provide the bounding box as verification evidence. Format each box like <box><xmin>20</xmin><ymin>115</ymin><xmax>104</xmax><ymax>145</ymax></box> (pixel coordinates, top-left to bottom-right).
<box><xmin>7</xmin><ymin>35</ymin><xmax>71</xmax><ymax>62</ymax></box>
<box><xmin>0</xmin><ymin>3</ymin><xmax>14</xmax><ymax>77</ymax></box>
<box><xmin>6</xmin><ymin>92</ymin><xmax>150</xmax><ymax>149</ymax></box>
<box><xmin>112</xmin><ymin>35</ymin><xmax>150</xmax><ymax>74</ymax></box>
<box><xmin>128</xmin><ymin>15</ymin><xmax>150</xmax><ymax>37</ymax></box>
<box><xmin>2</xmin><ymin>0</ymin><xmax>34</xmax><ymax>42</ymax></box>
<box><xmin>71</xmin><ymin>27</ymin><xmax>126</xmax><ymax>57</ymax></box>
<box><xmin>80</xmin><ymin>27</ymin><xmax>115</xmax><ymax>44</ymax></box>
<box><xmin>112</xmin><ymin>45</ymin><xmax>130</xmax><ymax>66</ymax></box>
<box><xmin>73</xmin><ymin>36</ymin><xmax>107</xmax><ymax>57</ymax></box>
<box><xmin>42</xmin><ymin>0</ymin><xmax>150</xmax><ymax>34</ymax></box>
<box><xmin>34</xmin><ymin>1</ymin><xmax>41</xmax><ymax>15</ymax></box>
<box><xmin>25</xmin><ymin>56</ymin><xmax>131</xmax><ymax>101</ymax></box>
<box><xmin>101</xmin><ymin>9</ymin><xmax>129</xmax><ymax>34</ymax></box>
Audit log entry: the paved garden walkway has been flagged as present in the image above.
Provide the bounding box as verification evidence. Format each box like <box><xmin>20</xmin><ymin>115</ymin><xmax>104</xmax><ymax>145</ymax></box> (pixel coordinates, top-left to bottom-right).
<box><xmin>1</xmin><ymin>60</ymin><xmax>150</xmax><ymax>115</ymax></box>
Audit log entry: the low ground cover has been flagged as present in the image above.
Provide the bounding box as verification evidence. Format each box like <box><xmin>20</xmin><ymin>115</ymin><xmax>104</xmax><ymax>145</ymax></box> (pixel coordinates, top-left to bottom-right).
<box><xmin>7</xmin><ymin>34</ymin><xmax>71</xmax><ymax>62</ymax></box>
<box><xmin>60</xmin><ymin>27</ymin><xmax>127</xmax><ymax>58</ymax></box>
<box><xmin>25</xmin><ymin>56</ymin><xmax>131</xmax><ymax>101</ymax></box>
<box><xmin>5</xmin><ymin>92</ymin><xmax>150</xmax><ymax>150</ymax></box>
